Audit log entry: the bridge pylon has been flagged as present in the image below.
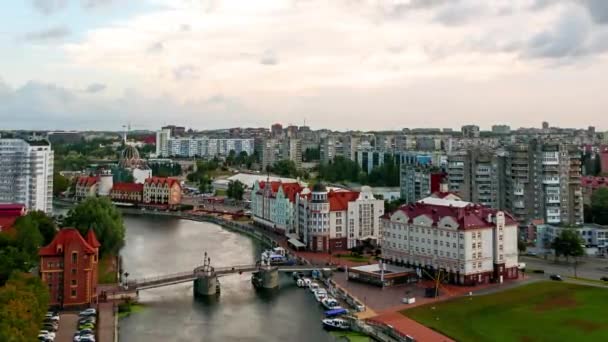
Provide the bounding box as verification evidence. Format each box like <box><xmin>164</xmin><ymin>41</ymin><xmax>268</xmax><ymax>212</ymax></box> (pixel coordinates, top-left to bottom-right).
<box><xmin>193</xmin><ymin>252</ymin><xmax>219</xmax><ymax>297</ymax></box>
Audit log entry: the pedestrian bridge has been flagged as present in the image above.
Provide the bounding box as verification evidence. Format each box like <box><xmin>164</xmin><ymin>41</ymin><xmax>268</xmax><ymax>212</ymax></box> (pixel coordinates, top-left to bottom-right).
<box><xmin>126</xmin><ymin>264</ymin><xmax>326</xmax><ymax>291</ymax></box>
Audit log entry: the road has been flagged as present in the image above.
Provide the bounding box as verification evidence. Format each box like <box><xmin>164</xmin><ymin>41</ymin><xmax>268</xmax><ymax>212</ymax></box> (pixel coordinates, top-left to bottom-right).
<box><xmin>55</xmin><ymin>313</ymin><xmax>78</xmax><ymax>342</ymax></box>
<box><xmin>520</xmin><ymin>255</ymin><xmax>608</xmax><ymax>280</ymax></box>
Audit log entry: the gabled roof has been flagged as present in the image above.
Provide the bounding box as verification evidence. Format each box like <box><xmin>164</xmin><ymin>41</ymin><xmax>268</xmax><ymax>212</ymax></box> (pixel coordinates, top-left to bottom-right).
<box><xmin>39</xmin><ymin>228</ymin><xmax>97</xmax><ymax>256</ymax></box>
<box><xmin>257</xmin><ymin>181</ymin><xmax>303</xmax><ymax>203</ymax></box>
<box><xmin>111</xmin><ymin>182</ymin><xmax>144</xmax><ymax>192</ymax></box>
<box><xmin>328</xmin><ymin>190</ymin><xmax>360</xmax><ymax>211</ymax></box>
<box><xmin>86</xmin><ymin>229</ymin><xmax>101</xmax><ymax>248</ymax></box>
<box><xmin>144</xmin><ymin>177</ymin><xmax>180</xmax><ymax>187</ymax></box>
<box><xmin>0</xmin><ymin>204</ymin><xmax>26</xmax><ymax>233</ymax></box>
<box><xmin>76</xmin><ymin>176</ymin><xmax>99</xmax><ymax>187</ymax></box>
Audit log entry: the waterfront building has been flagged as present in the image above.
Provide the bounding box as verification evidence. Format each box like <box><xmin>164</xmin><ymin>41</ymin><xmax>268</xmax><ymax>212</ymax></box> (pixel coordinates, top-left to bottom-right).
<box><xmin>295</xmin><ymin>184</ymin><xmax>384</xmax><ymax>252</ymax></box>
<box><xmin>39</xmin><ymin>228</ymin><xmax>100</xmax><ymax>308</ymax></box>
<box><xmin>0</xmin><ymin>203</ymin><xmax>27</xmax><ymax>233</ymax></box>
<box><xmin>116</xmin><ymin>145</ymin><xmax>152</xmax><ymax>184</ymax></box>
<box><xmin>250</xmin><ymin>180</ymin><xmax>303</xmax><ymax>234</ymax></box>
<box><xmin>143</xmin><ymin>177</ymin><xmax>182</xmax><ymax>207</ymax></box>
<box><xmin>0</xmin><ymin>138</ymin><xmax>54</xmax><ymax>213</ymax></box>
<box><xmin>110</xmin><ymin>183</ymin><xmax>143</xmax><ymax>203</ymax></box>
<box><xmin>381</xmin><ymin>196</ymin><xmax>519</xmax><ymax>285</ymax></box>
<box><xmin>74</xmin><ymin>176</ymin><xmax>99</xmax><ymax>200</ymax></box>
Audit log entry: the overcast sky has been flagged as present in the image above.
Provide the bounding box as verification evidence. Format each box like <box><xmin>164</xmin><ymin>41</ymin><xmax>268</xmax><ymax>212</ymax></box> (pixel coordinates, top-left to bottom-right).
<box><xmin>1</xmin><ymin>0</ymin><xmax>608</xmax><ymax>131</ymax></box>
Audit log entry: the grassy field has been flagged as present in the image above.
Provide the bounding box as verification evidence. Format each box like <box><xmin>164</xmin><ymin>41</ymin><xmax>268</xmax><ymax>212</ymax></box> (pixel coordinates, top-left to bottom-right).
<box><xmin>403</xmin><ymin>281</ymin><xmax>608</xmax><ymax>342</ymax></box>
<box><xmin>98</xmin><ymin>254</ymin><xmax>118</xmax><ymax>284</ymax></box>
<box><xmin>335</xmin><ymin>254</ymin><xmax>371</xmax><ymax>263</ymax></box>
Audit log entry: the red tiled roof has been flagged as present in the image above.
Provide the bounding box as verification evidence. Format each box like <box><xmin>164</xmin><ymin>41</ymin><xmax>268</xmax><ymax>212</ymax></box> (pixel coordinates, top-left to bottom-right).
<box><xmin>581</xmin><ymin>176</ymin><xmax>608</xmax><ymax>189</ymax></box>
<box><xmin>76</xmin><ymin>176</ymin><xmax>99</xmax><ymax>187</ymax></box>
<box><xmin>387</xmin><ymin>200</ymin><xmax>518</xmax><ymax>230</ymax></box>
<box><xmin>86</xmin><ymin>229</ymin><xmax>101</xmax><ymax>248</ymax></box>
<box><xmin>258</xmin><ymin>181</ymin><xmax>282</xmax><ymax>193</ymax></box>
<box><xmin>0</xmin><ymin>204</ymin><xmax>26</xmax><ymax>217</ymax></box>
<box><xmin>39</xmin><ymin>228</ymin><xmax>97</xmax><ymax>256</ymax></box>
<box><xmin>144</xmin><ymin>177</ymin><xmax>180</xmax><ymax>187</ymax></box>
<box><xmin>111</xmin><ymin>182</ymin><xmax>144</xmax><ymax>192</ymax></box>
<box><xmin>328</xmin><ymin>190</ymin><xmax>360</xmax><ymax>211</ymax></box>
<box><xmin>281</xmin><ymin>183</ymin><xmax>304</xmax><ymax>203</ymax></box>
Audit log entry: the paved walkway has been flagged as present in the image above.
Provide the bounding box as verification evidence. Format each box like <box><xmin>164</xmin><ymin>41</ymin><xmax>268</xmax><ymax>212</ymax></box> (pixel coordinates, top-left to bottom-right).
<box><xmin>371</xmin><ymin>312</ymin><xmax>455</xmax><ymax>342</ymax></box>
<box><xmin>98</xmin><ymin>302</ymin><xmax>116</xmax><ymax>342</ymax></box>
<box><xmin>55</xmin><ymin>313</ymin><xmax>78</xmax><ymax>342</ymax></box>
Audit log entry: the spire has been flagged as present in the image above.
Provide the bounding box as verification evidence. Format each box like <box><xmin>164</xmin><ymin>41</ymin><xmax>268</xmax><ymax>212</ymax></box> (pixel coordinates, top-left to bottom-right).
<box><xmin>86</xmin><ymin>229</ymin><xmax>101</xmax><ymax>249</ymax></box>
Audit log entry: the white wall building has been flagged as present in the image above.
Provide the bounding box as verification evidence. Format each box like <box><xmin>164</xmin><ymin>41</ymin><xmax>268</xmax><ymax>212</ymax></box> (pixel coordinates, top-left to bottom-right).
<box><xmin>381</xmin><ymin>196</ymin><xmax>519</xmax><ymax>285</ymax></box>
<box><xmin>155</xmin><ymin>130</ymin><xmax>255</xmax><ymax>158</ymax></box>
<box><xmin>0</xmin><ymin>139</ymin><xmax>54</xmax><ymax>213</ymax></box>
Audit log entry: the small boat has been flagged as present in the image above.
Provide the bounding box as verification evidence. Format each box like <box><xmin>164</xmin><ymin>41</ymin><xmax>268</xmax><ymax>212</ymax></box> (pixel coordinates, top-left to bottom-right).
<box><xmin>296</xmin><ymin>278</ymin><xmax>306</xmax><ymax>288</ymax></box>
<box><xmin>314</xmin><ymin>289</ymin><xmax>327</xmax><ymax>302</ymax></box>
<box><xmin>324</xmin><ymin>308</ymin><xmax>348</xmax><ymax>317</ymax></box>
<box><xmin>322</xmin><ymin>318</ymin><xmax>350</xmax><ymax>331</ymax></box>
<box><xmin>321</xmin><ymin>297</ymin><xmax>341</xmax><ymax>310</ymax></box>
<box><xmin>309</xmin><ymin>282</ymin><xmax>320</xmax><ymax>293</ymax></box>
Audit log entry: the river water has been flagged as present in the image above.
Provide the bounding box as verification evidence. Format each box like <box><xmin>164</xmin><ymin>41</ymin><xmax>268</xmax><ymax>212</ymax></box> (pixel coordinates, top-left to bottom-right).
<box><xmin>118</xmin><ymin>215</ymin><xmax>336</xmax><ymax>342</ymax></box>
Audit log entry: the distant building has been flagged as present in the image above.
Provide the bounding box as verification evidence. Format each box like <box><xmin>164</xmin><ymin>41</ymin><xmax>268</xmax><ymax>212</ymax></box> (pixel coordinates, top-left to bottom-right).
<box><xmin>447</xmin><ymin>148</ymin><xmax>501</xmax><ymax>209</ymax></box>
<box><xmin>296</xmin><ymin>184</ymin><xmax>384</xmax><ymax>251</ymax></box>
<box><xmin>47</xmin><ymin>131</ymin><xmax>83</xmax><ymax>144</ymax></box>
<box><xmin>400</xmin><ymin>164</ymin><xmax>445</xmax><ymax>203</ymax></box>
<box><xmin>542</xmin><ymin>121</ymin><xmax>549</xmax><ymax>130</ymax></box>
<box><xmin>161</xmin><ymin>125</ymin><xmax>186</xmax><ymax>137</ymax></box>
<box><xmin>39</xmin><ymin>228</ymin><xmax>100</xmax><ymax>308</ymax></box>
<box><xmin>74</xmin><ymin>176</ymin><xmax>99</xmax><ymax>200</ymax></box>
<box><xmin>491</xmin><ymin>125</ymin><xmax>511</xmax><ymax>134</ymax></box>
<box><xmin>461</xmin><ymin>125</ymin><xmax>481</xmax><ymax>138</ymax></box>
<box><xmin>381</xmin><ymin>196</ymin><xmax>519</xmax><ymax>285</ymax></box>
<box><xmin>536</xmin><ymin>224</ymin><xmax>607</xmax><ymax>255</ymax></box>
<box><xmin>581</xmin><ymin>176</ymin><xmax>608</xmax><ymax>205</ymax></box>
<box><xmin>0</xmin><ymin>138</ymin><xmax>54</xmax><ymax>213</ymax></box>
<box><xmin>143</xmin><ymin>177</ymin><xmax>182</xmax><ymax>207</ymax></box>
<box><xmin>0</xmin><ymin>204</ymin><xmax>27</xmax><ymax>233</ymax></box>
<box><xmin>271</xmin><ymin>123</ymin><xmax>283</xmax><ymax>138</ymax></box>
<box><xmin>110</xmin><ymin>183</ymin><xmax>143</xmax><ymax>203</ymax></box>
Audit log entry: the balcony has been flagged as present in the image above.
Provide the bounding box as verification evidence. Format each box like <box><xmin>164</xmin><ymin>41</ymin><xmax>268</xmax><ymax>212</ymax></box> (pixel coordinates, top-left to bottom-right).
<box><xmin>543</xmin><ymin>177</ymin><xmax>560</xmax><ymax>185</ymax></box>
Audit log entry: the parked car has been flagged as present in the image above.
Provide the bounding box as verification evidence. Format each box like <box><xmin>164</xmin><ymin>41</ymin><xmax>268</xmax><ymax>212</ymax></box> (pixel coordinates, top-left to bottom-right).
<box><xmin>550</xmin><ymin>274</ymin><xmax>563</xmax><ymax>281</ymax></box>
<box><xmin>76</xmin><ymin>329</ymin><xmax>94</xmax><ymax>336</ymax></box>
<box><xmin>74</xmin><ymin>335</ymin><xmax>95</xmax><ymax>342</ymax></box>
<box><xmin>79</xmin><ymin>308</ymin><xmax>96</xmax><ymax>316</ymax></box>
<box><xmin>79</xmin><ymin>323</ymin><xmax>95</xmax><ymax>331</ymax></box>
<box><xmin>42</xmin><ymin>323</ymin><xmax>58</xmax><ymax>332</ymax></box>
<box><xmin>39</xmin><ymin>330</ymin><xmax>56</xmax><ymax>339</ymax></box>
<box><xmin>45</xmin><ymin>312</ymin><xmax>60</xmax><ymax>321</ymax></box>
<box><xmin>79</xmin><ymin>317</ymin><xmax>96</xmax><ymax>324</ymax></box>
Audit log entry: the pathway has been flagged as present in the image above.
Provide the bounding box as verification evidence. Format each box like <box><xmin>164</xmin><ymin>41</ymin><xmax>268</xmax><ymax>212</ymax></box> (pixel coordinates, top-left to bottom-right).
<box><xmin>55</xmin><ymin>313</ymin><xmax>78</xmax><ymax>342</ymax></box>
<box><xmin>98</xmin><ymin>302</ymin><xmax>116</xmax><ymax>342</ymax></box>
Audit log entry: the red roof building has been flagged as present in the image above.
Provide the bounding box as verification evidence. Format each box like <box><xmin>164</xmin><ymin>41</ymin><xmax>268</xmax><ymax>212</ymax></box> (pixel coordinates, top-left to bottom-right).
<box><xmin>0</xmin><ymin>204</ymin><xmax>27</xmax><ymax>233</ymax></box>
<box><xmin>39</xmin><ymin>228</ymin><xmax>99</xmax><ymax>308</ymax></box>
<box><xmin>110</xmin><ymin>182</ymin><xmax>144</xmax><ymax>203</ymax></box>
<box><xmin>251</xmin><ymin>180</ymin><xmax>304</xmax><ymax>234</ymax></box>
<box><xmin>381</xmin><ymin>197</ymin><xmax>519</xmax><ymax>286</ymax></box>
<box><xmin>75</xmin><ymin>176</ymin><xmax>100</xmax><ymax>199</ymax></box>
<box><xmin>143</xmin><ymin>177</ymin><xmax>182</xmax><ymax>207</ymax></box>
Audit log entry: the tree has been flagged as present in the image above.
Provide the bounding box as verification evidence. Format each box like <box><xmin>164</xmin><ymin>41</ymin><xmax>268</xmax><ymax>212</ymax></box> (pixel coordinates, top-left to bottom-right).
<box><xmin>13</xmin><ymin>216</ymin><xmax>43</xmax><ymax>263</ymax></box>
<box><xmin>303</xmin><ymin>147</ymin><xmax>321</xmax><ymax>162</ymax></box>
<box><xmin>518</xmin><ymin>239</ymin><xmax>527</xmax><ymax>254</ymax></box>
<box><xmin>552</xmin><ymin>229</ymin><xmax>585</xmax><ymax>276</ymax></box>
<box><xmin>589</xmin><ymin>188</ymin><xmax>608</xmax><ymax>225</ymax></box>
<box><xmin>53</xmin><ymin>172</ymin><xmax>70</xmax><ymax>196</ymax></box>
<box><xmin>64</xmin><ymin>197</ymin><xmax>125</xmax><ymax>256</ymax></box>
<box><xmin>270</xmin><ymin>160</ymin><xmax>300</xmax><ymax>178</ymax></box>
<box><xmin>0</xmin><ymin>272</ymin><xmax>49</xmax><ymax>342</ymax></box>
<box><xmin>227</xmin><ymin>180</ymin><xmax>245</xmax><ymax>201</ymax></box>
<box><xmin>384</xmin><ymin>198</ymin><xmax>406</xmax><ymax>213</ymax></box>
<box><xmin>24</xmin><ymin>211</ymin><xmax>57</xmax><ymax>245</ymax></box>
<box><xmin>198</xmin><ymin>175</ymin><xmax>213</xmax><ymax>194</ymax></box>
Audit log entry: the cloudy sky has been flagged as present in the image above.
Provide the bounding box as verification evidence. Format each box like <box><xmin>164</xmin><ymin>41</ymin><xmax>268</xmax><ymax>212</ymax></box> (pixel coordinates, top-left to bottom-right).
<box><xmin>1</xmin><ymin>0</ymin><xmax>608</xmax><ymax>131</ymax></box>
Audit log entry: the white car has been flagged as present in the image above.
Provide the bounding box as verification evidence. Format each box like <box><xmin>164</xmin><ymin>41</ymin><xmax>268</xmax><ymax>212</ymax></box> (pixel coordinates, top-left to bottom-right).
<box><xmin>79</xmin><ymin>308</ymin><xmax>97</xmax><ymax>316</ymax></box>
<box><xmin>45</xmin><ymin>312</ymin><xmax>60</xmax><ymax>321</ymax></box>
<box><xmin>74</xmin><ymin>335</ymin><xmax>96</xmax><ymax>342</ymax></box>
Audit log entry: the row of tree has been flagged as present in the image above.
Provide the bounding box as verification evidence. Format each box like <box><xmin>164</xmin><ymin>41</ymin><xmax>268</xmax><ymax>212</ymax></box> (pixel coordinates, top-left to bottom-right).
<box><xmin>150</xmin><ymin>162</ymin><xmax>182</xmax><ymax>177</ymax></box>
<box><xmin>0</xmin><ymin>273</ymin><xmax>49</xmax><ymax>342</ymax></box>
<box><xmin>316</xmin><ymin>156</ymin><xmax>400</xmax><ymax>186</ymax></box>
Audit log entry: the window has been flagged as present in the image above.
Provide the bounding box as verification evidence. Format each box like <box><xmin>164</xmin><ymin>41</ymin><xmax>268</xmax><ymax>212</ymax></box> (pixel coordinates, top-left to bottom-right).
<box><xmin>71</xmin><ymin>252</ymin><xmax>78</xmax><ymax>264</ymax></box>
<box><xmin>71</xmin><ymin>289</ymin><xmax>77</xmax><ymax>297</ymax></box>
<box><xmin>472</xmin><ymin>243</ymin><xmax>476</xmax><ymax>249</ymax></box>
<box><xmin>71</xmin><ymin>279</ymin><xmax>77</xmax><ymax>286</ymax></box>
<box><xmin>477</xmin><ymin>262</ymin><xmax>482</xmax><ymax>268</ymax></box>
<box><xmin>71</xmin><ymin>269</ymin><xmax>76</xmax><ymax>275</ymax></box>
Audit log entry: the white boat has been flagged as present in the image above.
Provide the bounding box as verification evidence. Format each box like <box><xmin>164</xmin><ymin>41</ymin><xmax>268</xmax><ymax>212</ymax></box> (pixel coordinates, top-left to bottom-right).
<box><xmin>321</xmin><ymin>297</ymin><xmax>341</xmax><ymax>310</ymax></box>
<box><xmin>308</xmin><ymin>282</ymin><xmax>320</xmax><ymax>293</ymax></box>
<box><xmin>296</xmin><ymin>278</ymin><xmax>306</xmax><ymax>288</ymax></box>
<box><xmin>322</xmin><ymin>318</ymin><xmax>350</xmax><ymax>331</ymax></box>
<box><xmin>314</xmin><ymin>289</ymin><xmax>328</xmax><ymax>302</ymax></box>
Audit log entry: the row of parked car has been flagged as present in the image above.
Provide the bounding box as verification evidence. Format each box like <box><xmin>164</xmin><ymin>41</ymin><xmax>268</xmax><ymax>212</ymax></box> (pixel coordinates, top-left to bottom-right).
<box><xmin>73</xmin><ymin>308</ymin><xmax>97</xmax><ymax>342</ymax></box>
<box><xmin>38</xmin><ymin>311</ymin><xmax>60</xmax><ymax>341</ymax></box>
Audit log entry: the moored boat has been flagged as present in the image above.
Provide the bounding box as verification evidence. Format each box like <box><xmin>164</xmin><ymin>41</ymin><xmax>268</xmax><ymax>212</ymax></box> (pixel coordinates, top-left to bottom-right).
<box><xmin>321</xmin><ymin>318</ymin><xmax>350</xmax><ymax>331</ymax></box>
<box><xmin>321</xmin><ymin>297</ymin><xmax>341</xmax><ymax>310</ymax></box>
<box><xmin>314</xmin><ymin>289</ymin><xmax>327</xmax><ymax>302</ymax></box>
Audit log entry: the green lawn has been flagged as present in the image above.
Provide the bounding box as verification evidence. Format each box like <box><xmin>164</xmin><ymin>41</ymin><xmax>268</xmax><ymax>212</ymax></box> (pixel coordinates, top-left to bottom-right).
<box><xmin>403</xmin><ymin>282</ymin><xmax>608</xmax><ymax>342</ymax></box>
<box><xmin>335</xmin><ymin>254</ymin><xmax>371</xmax><ymax>263</ymax></box>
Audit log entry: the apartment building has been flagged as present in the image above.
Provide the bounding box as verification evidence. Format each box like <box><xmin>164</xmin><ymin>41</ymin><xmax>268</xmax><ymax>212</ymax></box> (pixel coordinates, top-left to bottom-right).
<box><xmin>295</xmin><ymin>184</ymin><xmax>384</xmax><ymax>252</ymax></box>
<box><xmin>400</xmin><ymin>164</ymin><xmax>445</xmax><ymax>203</ymax></box>
<box><xmin>447</xmin><ymin>148</ymin><xmax>501</xmax><ymax>209</ymax></box>
<box><xmin>155</xmin><ymin>129</ymin><xmax>254</xmax><ymax>158</ymax></box>
<box><xmin>381</xmin><ymin>196</ymin><xmax>519</xmax><ymax>285</ymax></box>
<box><xmin>250</xmin><ymin>181</ymin><xmax>303</xmax><ymax>234</ymax></box>
<box><xmin>0</xmin><ymin>138</ymin><xmax>53</xmax><ymax>213</ymax></box>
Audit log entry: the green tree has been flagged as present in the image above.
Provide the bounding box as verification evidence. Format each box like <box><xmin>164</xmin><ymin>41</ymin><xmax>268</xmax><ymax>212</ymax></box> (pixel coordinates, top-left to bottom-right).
<box><xmin>64</xmin><ymin>197</ymin><xmax>125</xmax><ymax>256</ymax></box>
<box><xmin>13</xmin><ymin>216</ymin><xmax>43</xmax><ymax>263</ymax></box>
<box><xmin>589</xmin><ymin>187</ymin><xmax>608</xmax><ymax>225</ymax></box>
<box><xmin>198</xmin><ymin>175</ymin><xmax>213</xmax><ymax>194</ymax></box>
<box><xmin>270</xmin><ymin>160</ymin><xmax>300</xmax><ymax>178</ymax></box>
<box><xmin>25</xmin><ymin>211</ymin><xmax>57</xmax><ymax>245</ymax></box>
<box><xmin>552</xmin><ymin>229</ymin><xmax>585</xmax><ymax>276</ymax></box>
<box><xmin>0</xmin><ymin>272</ymin><xmax>49</xmax><ymax>342</ymax></box>
<box><xmin>384</xmin><ymin>198</ymin><xmax>406</xmax><ymax>213</ymax></box>
<box><xmin>227</xmin><ymin>180</ymin><xmax>245</xmax><ymax>201</ymax></box>
<box><xmin>303</xmin><ymin>146</ymin><xmax>321</xmax><ymax>162</ymax></box>
<box><xmin>0</xmin><ymin>247</ymin><xmax>31</xmax><ymax>285</ymax></box>
<box><xmin>53</xmin><ymin>172</ymin><xmax>70</xmax><ymax>196</ymax></box>
<box><xmin>518</xmin><ymin>239</ymin><xmax>527</xmax><ymax>254</ymax></box>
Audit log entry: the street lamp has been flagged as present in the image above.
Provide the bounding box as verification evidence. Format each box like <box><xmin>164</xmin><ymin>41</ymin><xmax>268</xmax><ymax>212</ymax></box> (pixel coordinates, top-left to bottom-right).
<box><xmin>124</xmin><ymin>272</ymin><xmax>130</xmax><ymax>290</ymax></box>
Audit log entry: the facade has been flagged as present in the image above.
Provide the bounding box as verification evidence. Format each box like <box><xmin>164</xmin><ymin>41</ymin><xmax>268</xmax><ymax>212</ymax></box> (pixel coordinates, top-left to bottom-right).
<box><xmin>0</xmin><ymin>138</ymin><xmax>54</xmax><ymax>213</ymax></box>
<box><xmin>447</xmin><ymin>148</ymin><xmax>500</xmax><ymax>209</ymax></box>
<box><xmin>39</xmin><ymin>228</ymin><xmax>100</xmax><ymax>308</ymax></box>
<box><xmin>581</xmin><ymin>176</ymin><xmax>608</xmax><ymax>205</ymax></box>
<box><xmin>74</xmin><ymin>176</ymin><xmax>99</xmax><ymax>199</ymax></box>
<box><xmin>491</xmin><ymin>125</ymin><xmax>511</xmax><ymax>134</ymax></box>
<box><xmin>461</xmin><ymin>125</ymin><xmax>481</xmax><ymax>138</ymax></box>
<box><xmin>536</xmin><ymin>224</ymin><xmax>608</xmax><ymax>255</ymax></box>
<box><xmin>250</xmin><ymin>181</ymin><xmax>303</xmax><ymax>234</ymax></box>
<box><xmin>155</xmin><ymin>128</ymin><xmax>254</xmax><ymax>158</ymax></box>
<box><xmin>381</xmin><ymin>197</ymin><xmax>519</xmax><ymax>285</ymax></box>
<box><xmin>295</xmin><ymin>184</ymin><xmax>384</xmax><ymax>252</ymax></box>
<box><xmin>287</xmin><ymin>138</ymin><xmax>302</xmax><ymax>170</ymax></box>
<box><xmin>143</xmin><ymin>177</ymin><xmax>182</xmax><ymax>206</ymax></box>
<box><xmin>400</xmin><ymin>164</ymin><xmax>445</xmax><ymax>203</ymax></box>
<box><xmin>110</xmin><ymin>183</ymin><xmax>143</xmax><ymax>203</ymax></box>
<box><xmin>504</xmin><ymin>140</ymin><xmax>583</xmax><ymax>225</ymax></box>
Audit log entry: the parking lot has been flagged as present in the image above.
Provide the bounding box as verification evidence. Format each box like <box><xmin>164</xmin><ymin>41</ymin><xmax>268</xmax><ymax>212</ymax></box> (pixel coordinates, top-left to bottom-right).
<box><xmin>55</xmin><ymin>313</ymin><xmax>78</xmax><ymax>342</ymax></box>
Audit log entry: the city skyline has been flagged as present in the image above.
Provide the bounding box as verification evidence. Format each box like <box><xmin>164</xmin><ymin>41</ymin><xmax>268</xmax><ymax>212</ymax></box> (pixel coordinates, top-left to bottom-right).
<box><xmin>2</xmin><ymin>0</ymin><xmax>608</xmax><ymax>130</ymax></box>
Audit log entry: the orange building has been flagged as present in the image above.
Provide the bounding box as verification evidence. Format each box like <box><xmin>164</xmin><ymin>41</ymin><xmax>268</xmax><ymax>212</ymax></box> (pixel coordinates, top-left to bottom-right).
<box><xmin>39</xmin><ymin>228</ymin><xmax>100</xmax><ymax>308</ymax></box>
<box><xmin>143</xmin><ymin>177</ymin><xmax>182</xmax><ymax>207</ymax></box>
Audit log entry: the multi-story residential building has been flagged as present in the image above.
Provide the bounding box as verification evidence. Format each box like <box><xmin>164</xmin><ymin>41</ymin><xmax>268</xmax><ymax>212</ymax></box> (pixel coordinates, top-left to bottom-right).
<box><xmin>295</xmin><ymin>184</ymin><xmax>384</xmax><ymax>252</ymax></box>
<box><xmin>462</xmin><ymin>125</ymin><xmax>481</xmax><ymax>138</ymax></box>
<box><xmin>400</xmin><ymin>164</ymin><xmax>445</xmax><ymax>203</ymax></box>
<box><xmin>491</xmin><ymin>125</ymin><xmax>511</xmax><ymax>135</ymax></box>
<box><xmin>0</xmin><ymin>138</ymin><xmax>54</xmax><ymax>213</ymax></box>
<box><xmin>447</xmin><ymin>148</ymin><xmax>500</xmax><ymax>209</ymax></box>
<box><xmin>110</xmin><ymin>183</ymin><xmax>143</xmax><ymax>203</ymax></box>
<box><xmin>536</xmin><ymin>224</ymin><xmax>608</xmax><ymax>255</ymax></box>
<box><xmin>581</xmin><ymin>176</ymin><xmax>608</xmax><ymax>205</ymax></box>
<box><xmin>381</xmin><ymin>196</ymin><xmax>519</xmax><ymax>285</ymax></box>
<box><xmin>251</xmin><ymin>181</ymin><xmax>303</xmax><ymax>234</ymax></box>
<box><xmin>143</xmin><ymin>177</ymin><xmax>182</xmax><ymax>207</ymax></box>
<box><xmin>39</xmin><ymin>228</ymin><xmax>100</xmax><ymax>308</ymax></box>
<box><xmin>261</xmin><ymin>138</ymin><xmax>280</xmax><ymax>171</ymax></box>
<box><xmin>155</xmin><ymin>128</ymin><xmax>171</xmax><ymax>157</ymax></box>
<box><xmin>271</xmin><ymin>123</ymin><xmax>283</xmax><ymax>138</ymax></box>
<box><xmin>320</xmin><ymin>135</ymin><xmax>345</xmax><ymax>163</ymax></box>
<box><xmin>504</xmin><ymin>139</ymin><xmax>583</xmax><ymax>225</ymax></box>
<box><xmin>287</xmin><ymin>138</ymin><xmax>302</xmax><ymax>170</ymax></box>
<box><xmin>161</xmin><ymin>125</ymin><xmax>186</xmax><ymax>137</ymax></box>
<box><xmin>155</xmin><ymin>129</ymin><xmax>254</xmax><ymax>158</ymax></box>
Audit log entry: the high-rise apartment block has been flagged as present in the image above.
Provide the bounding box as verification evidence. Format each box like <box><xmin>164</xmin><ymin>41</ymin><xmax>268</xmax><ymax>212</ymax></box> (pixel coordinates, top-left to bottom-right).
<box><xmin>155</xmin><ymin>129</ymin><xmax>254</xmax><ymax>158</ymax></box>
<box><xmin>447</xmin><ymin>149</ymin><xmax>501</xmax><ymax>209</ymax></box>
<box><xmin>0</xmin><ymin>138</ymin><xmax>54</xmax><ymax>213</ymax></box>
<box><xmin>461</xmin><ymin>125</ymin><xmax>480</xmax><ymax>138</ymax></box>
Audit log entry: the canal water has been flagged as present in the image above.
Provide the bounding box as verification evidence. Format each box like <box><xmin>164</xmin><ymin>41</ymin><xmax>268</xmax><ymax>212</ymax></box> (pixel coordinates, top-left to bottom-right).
<box><xmin>118</xmin><ymin>215</ymin><xmax>336</xmax><ymax>342</ymax></box>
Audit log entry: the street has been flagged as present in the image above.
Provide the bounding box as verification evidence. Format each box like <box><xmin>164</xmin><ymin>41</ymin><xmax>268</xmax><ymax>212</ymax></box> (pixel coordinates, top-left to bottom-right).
<box><xmin>520</xmin><ymin>255</ymin><xmax>608</xmax><ymax>280</ymax></box>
